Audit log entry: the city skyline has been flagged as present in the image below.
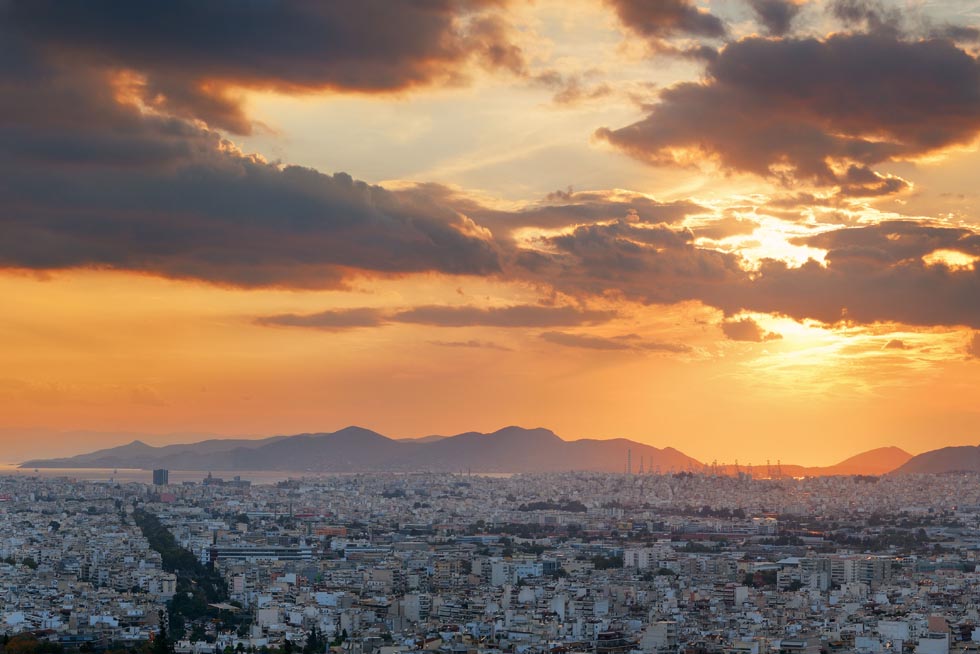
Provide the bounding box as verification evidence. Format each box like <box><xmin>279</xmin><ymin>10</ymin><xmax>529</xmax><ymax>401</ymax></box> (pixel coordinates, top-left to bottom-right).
<box><xmin>2</xmin><ymin>1</ymin><xmax>980</xmax><ymax>466</ymax></box>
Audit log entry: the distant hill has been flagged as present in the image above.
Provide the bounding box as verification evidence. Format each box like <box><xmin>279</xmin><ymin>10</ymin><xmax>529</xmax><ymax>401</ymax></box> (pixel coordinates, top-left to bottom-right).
<box><xmin>715</xmin><ymin>446</ymin><xmax>912</xmax><ymax>478</ymax></box>
<box><xmin>0</xmin><ymin>428</ymin><xmax>239</xmax><ymax>463</ymax></box>
<box><xmin>826</xmin><ymin>446</ymin><xmax>912</xmax><ymax>475</ymax></box>
<box><xmin>890</xmin><ymin>444</ymin><xmax>980</xmax><ymax>475</ymax></box>
<box><xmin>22</xmin><ymin>436</ymin><xmax>286</xmax><ymax>470</ymax></box>
<box><xmin>21</xmin><ymin>425</ymin><xmax>702</xmax><ymax>474</ymax></box>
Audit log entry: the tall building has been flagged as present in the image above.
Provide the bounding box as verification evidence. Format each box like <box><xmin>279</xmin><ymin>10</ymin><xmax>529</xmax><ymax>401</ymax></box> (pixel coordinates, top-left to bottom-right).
<box><xmin>152</xmin><ymin>468</ymin><xmax>169</xmax><ymax>485</ymax></box>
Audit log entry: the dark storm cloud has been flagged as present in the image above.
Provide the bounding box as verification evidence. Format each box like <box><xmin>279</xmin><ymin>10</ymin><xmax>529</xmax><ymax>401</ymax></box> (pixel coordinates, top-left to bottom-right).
<box><xmin>597</xmin><ymin>33</ymin><xmax>980</xmax><ymax>192</ymax></box>
<box><xmin>748</xmin><ymin>0</ymin><xmax>802</xmax><ymax>36</ymax></box>
<box><xmin>720</xmin><ymin>317</ymin><xmax>781</xmax><ymax>342</ymax></box>
<box><xmin>5</xmin><ymin>0</ymin><xmax>522</xmax><ymax>134</ymax></box>
<box><xmin>540</xmin><ymin>331</ymin><xmax>691</xmax><ymax>353</ymax></box>
<box><xmin>257</xmin><ymin>305</ymin><xmax>616</xmax><ymax>330</ymax></box>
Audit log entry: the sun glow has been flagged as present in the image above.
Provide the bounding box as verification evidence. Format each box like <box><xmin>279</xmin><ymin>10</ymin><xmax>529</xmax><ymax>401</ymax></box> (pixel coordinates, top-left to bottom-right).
<box><xmin>923</xmin><ymin>249</ymin><xmax>978</xmax><ymax>270</ymax></box>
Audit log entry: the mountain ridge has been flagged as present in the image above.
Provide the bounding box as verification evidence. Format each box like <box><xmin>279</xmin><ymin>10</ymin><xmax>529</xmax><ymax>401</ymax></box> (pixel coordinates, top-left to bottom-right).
<box><xmin>19</xmin><ymin>427</ymin><xmax>913</xmax><ymax>476</ymax></box>
<box><xmin>21</xmin><ymin>425</ymin><xmax>697</xmax><ymax>473</ymax></box>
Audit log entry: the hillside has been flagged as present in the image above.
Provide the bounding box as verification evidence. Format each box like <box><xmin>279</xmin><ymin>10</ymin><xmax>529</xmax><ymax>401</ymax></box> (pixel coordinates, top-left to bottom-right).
<box><xmin>891</xmin><ymin>445</ymin><xmax>980</xmax><ymax>475</ymax></box>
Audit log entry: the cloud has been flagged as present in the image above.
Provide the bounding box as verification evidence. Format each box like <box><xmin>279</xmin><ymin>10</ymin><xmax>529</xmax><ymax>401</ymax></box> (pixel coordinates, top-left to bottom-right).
<box><xmin>796</xmin><ymin>221</ymin><xmax>980</xmax><ymax>265</ymax></box>
<box><xmin>427</xmin><ymin>340</ymin><xmax>513</xmax><ymax>351</ymax></box>
<box><xmin>829</xmin><ymin>0</ymin><xmax>902</xmax><ymax>35</ymax></box>
<box><xmin>4</xmin><ymin>4</ymin><xmax>980</xmax><ymax>337</ymax></box>
<box><xmin>518</xmin><ymin>219</ymin><xmax>746</xmax><ymax>306</ymax></box>
<box><xmin>748</xmin><ymin>0</ymin><xmax>803</xmax><ymax>36</ymax></box>
<box><xmin>436</xmin><ymin>186</ymin><xmax>705</xmax><ymax>234</ymax></box>
<box><xmin>0</xmin><ymin>33</ymin><xmax>502</xmax><ymax>288</ymax></box>
<box><xmin>517</xmin><ymin>215</ymin><xmax>980</xmax><ymax>330</ymax></box>
<box><xmin>696</xmin><ymin>224</ymin><xmax>980</xmax><ymax>328</ymax></box>
<box><xmin>597</xmin><ymin>33</ymin><xmax>980</xmax><ymax>191</ymax></box>
<box><xmin>6</xmin><ymin>0</ymin><xmax>526</xmax><ymax>134</ymax></box>
<box><xmin>968</xmin><ymin>333</ymin><xmax>980</xmax><ymax>359</ymax></box>
<box><xmin>257</xmin><ymin>305</ymin><xmax>616</xmax><ymax>330</ymax></box>
<box><xmin>540</xmin><ymin>331</ymin><xmax>691</xmax><ymax>352</ymax></box>
<box><xmin>884</xmin><ymin>339</ymin><xmax>909</xmax><ymax>350</ymax></box>
<box><xmin>256</xmin><ymin>308</ymin><xmax>386</xmax><ymax>331</ymax></box>
<box><xmin>720</xmin><ymin>317</ymin><xmax>782</xmax><ymax>342</ymax></box>
<box><xmin>540</xmin><ymin>331</ymin><xmax>631</xmax><ymax>350</ymax></box>
<box><xmin>692</xmin><ymin>216</ymin><xmax>759</xmax><ymax>240</ymax></box>
<box><xmin>715</xmin><ymin>255</ymin><xmax>980</xmax><ymax>329</ymax></box>
<box><xmin>391</xmin><ymin>304</ymin><xmax>616</xmax><ymax>327</ymax></box>
<box><xmin>931</xmin><ymin>24</ymin><xmax>980</xmax><ymax>44</ymax></box>
<box><xmin>532</xmin><ymin>70</ymin><xmax>613</xmax><ymax>106</ymax></box>
<box><xmin>606</xmin><ymin>0</ymin><xmax>727</xmax><ymax>41</ymax></box>
<box><xmin>830</xmin><ymin>0</ymin><xmax>980</xmax><ymax>44</ymax></box>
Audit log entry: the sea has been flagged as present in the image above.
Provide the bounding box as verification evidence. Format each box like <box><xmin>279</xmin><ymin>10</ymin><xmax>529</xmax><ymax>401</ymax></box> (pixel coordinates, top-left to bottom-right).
<box><xmin>0</xmin><ymin>465</ymin><xmax>325</xmax><ymax>485</ymax></box>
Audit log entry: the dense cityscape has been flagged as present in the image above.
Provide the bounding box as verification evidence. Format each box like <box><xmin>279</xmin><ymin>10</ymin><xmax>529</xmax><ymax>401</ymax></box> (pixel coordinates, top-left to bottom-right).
<box><xmin>3</xmin><ymin>470</ymin><xmax>980</xmax><ymax>654</ymax></box>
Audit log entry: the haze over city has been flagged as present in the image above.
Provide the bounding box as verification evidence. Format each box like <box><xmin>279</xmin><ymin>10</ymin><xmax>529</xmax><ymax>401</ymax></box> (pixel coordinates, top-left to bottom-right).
<box><xmin>2</xmin><ymin>0</ymin><xmax>980</xmax><ymax>467</ymax></box>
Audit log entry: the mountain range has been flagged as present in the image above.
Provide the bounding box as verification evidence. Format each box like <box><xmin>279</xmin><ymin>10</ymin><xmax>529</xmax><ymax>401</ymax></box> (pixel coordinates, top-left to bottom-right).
<box><xmin>20</xmin><ymin>426</ymin><xmax>702</xmax><ymax>474</ymax></box>
<box><xmin>15</xmin><ymin>426</ymin><xmax>946</xmax><ymax>476</ymax></box>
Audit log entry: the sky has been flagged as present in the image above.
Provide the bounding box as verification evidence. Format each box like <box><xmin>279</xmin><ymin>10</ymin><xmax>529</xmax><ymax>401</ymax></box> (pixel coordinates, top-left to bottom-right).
<box><xmin>2</xmin><ymin>0</ymin><xmax>980</xmax><ymax>466</ymax></box>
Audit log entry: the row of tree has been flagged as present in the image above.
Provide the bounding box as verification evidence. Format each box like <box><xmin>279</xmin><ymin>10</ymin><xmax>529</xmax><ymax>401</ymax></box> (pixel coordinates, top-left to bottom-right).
<box><xmin>132</xmin><ymin>510</ymin><xmax>234</xmax><ymax>636</ymax></box>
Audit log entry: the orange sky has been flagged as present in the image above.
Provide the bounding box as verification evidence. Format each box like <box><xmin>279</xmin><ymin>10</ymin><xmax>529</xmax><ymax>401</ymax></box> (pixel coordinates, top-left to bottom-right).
<box><xmin>1</xmin><ymin>0</ymin><xmax>979</xmax><ymax>466</ymax></box>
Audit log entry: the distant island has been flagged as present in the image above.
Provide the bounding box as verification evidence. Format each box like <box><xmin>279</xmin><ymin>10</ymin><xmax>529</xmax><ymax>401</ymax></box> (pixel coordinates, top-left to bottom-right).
<box><xmin>17</xmin><ymin>425</ymin><xmax>942</xmax><ymax>476</ymax></box>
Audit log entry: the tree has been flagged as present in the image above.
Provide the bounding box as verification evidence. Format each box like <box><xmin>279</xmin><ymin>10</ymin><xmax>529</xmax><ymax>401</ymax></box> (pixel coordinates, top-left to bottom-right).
<box><xmin>189</xmin><ymin>624</ymin><xmax>207</xmax><ymax>643</ymax></box>
<box><xmin>303</xmin><ymin>627</ymin><xmax>323</xmax><ymax>654</ymax></box>
<box><xmin>152</xmin><ymin>611</ymin><xmax>175</xmax><ymax>654</ymax></box>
